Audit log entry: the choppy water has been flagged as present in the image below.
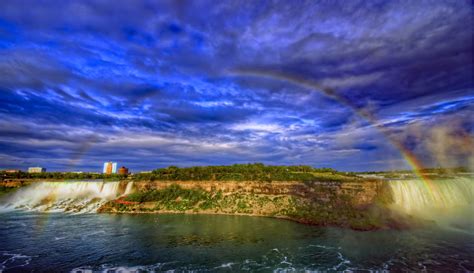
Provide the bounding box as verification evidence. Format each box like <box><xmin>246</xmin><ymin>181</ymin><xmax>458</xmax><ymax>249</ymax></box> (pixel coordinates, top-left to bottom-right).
<box><xmin>0</xmin><ymin>212</ymin><xmax>473</xmax><ymax>272</ymax></box>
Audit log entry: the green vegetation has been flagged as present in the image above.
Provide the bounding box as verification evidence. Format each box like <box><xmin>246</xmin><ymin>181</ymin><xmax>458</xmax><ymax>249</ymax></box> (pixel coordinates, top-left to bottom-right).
<box><xmin>101</xmin><ymin>183</ymin><xmax>389</xmax><ymax>230</ymax></box>
<box><xmin>3</xmin><ymin>164</ymin><xmax>469</xmax><ymax>182</ymax></box>
<box><xmin>126</xmin><ymin>184</ymin><xmax>208</xmax><ymax>204</ymax></box>
<box><xmin>101</xmin><ymin>184</ymin><xmax>288</xmax><ymax>214</ymax></box>
<box><xmin>1</xmin><ymin>163</ymin><xmax>358</xmax><ymax>182</ymax></box>
<box><xmin>0</xmin><ymin>171</ymin><xmax>126</xmax><ymax>181</ymax></box>
<box><xmin>122</xmin><ymin>185</ymin><xmax>255</xmax><ymax>213</ymax></box>
<box><xmin>285</xmin><ymin>197</ymin><xmax>385</xmax><ymax>230</ymax></box>
<box><xmin>133</xmin><ymin>163</ymin><xmax>357</xmax><ymax>182</ymax></box>
<box><xmin>0</xmin><ymin>186</ymin><xmax>17</xmax><ymax>198</ymax></box>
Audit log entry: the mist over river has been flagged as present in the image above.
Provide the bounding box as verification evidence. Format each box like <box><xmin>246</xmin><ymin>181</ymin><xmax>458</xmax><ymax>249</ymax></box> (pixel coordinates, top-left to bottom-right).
<box><xmin>0</xmin><ymin>211</ymin><xmax>473</xmax><ymax>272</ymax></box>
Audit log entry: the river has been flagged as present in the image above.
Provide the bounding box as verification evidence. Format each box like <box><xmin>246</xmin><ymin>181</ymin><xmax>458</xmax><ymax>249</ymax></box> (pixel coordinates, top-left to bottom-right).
<box><xmin>0</xmin><ymin>211</ymin><xmax>473</xmax><ymax>272</ymax></box>
<box><xmin>1</xmin><ymin>178</ymin><xmax>474</xmax><ymax>272</ymax></box>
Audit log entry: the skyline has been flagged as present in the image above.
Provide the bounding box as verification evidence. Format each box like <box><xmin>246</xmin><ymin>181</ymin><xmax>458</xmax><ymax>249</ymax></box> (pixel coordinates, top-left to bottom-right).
<box><xmin>0</xmin><ymin>1</ymin><xmax>473</xmax><ymax>172</ymax></box>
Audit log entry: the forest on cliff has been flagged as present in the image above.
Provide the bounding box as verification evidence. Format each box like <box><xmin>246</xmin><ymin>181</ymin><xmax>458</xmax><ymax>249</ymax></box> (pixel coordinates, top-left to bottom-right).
<box><xmin>1</xmin><ymin>163</ymin><xmax>357</xmax><ymax>182</ymax></box>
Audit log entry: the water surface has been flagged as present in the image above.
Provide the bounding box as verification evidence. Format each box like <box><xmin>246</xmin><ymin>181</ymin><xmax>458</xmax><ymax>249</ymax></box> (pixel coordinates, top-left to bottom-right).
<box><xmin>1</xmin><ymin>212</ymin><xmax>473</xmax><ymax>272</ymax></box>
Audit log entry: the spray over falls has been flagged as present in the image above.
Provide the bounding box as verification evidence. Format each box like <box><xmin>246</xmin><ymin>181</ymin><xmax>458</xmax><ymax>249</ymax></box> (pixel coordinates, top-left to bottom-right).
<box><xmin>1</xmin><ymin>181</ymin><xmax>134</xmax><ymax>213</ymax></box>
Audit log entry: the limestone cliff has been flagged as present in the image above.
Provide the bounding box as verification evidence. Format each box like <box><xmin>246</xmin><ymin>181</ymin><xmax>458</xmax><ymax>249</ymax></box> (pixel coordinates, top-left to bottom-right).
<box><xmin>99</xmin><ymin>180</ymin><xmax>402</xmax><ymax>230</ymax></box>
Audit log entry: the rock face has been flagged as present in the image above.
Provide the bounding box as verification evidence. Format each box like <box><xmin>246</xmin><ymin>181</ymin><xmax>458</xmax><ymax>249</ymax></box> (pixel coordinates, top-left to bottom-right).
<box><xmin>131</xmin><ymin>180</ymin><xmax>385</xmax><ymax>208</ymax></box>
<box><xmin>1</xmin><ymin>179</ymin><xmax>385</xmax><ymax>207</ymax></box>
<box><xmin>2</xmin><ymin>179</ymin><xmax>403</xmax><ymax>230</ymax></box>
<box><xmin>0</xmin><ymin>180</ymin><xmax>31</xmax><ymax>188</ymax></box>
<box><xmin>99</xmin><ymin>180</ymin><xmax>399</xmax><ymax>230</ymax></box>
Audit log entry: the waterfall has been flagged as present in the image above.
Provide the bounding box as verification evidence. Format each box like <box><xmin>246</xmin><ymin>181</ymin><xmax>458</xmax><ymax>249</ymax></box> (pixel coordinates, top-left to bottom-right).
<box><xmin>0</xmin><ymin>181</ymin><xmax>134</xmax><ymax>213</ymax></box>
<box><xmin>388</xmin><ymin>177</ymin><xmax>473</xmax><ymax>213</ymax></box>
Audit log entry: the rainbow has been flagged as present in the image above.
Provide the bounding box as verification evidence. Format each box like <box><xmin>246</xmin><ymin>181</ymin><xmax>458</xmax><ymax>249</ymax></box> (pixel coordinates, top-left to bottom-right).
<box><xmin>228</xmin><ymin>67</ymin><xmax>435</xmax><ymax>196</ymax></box>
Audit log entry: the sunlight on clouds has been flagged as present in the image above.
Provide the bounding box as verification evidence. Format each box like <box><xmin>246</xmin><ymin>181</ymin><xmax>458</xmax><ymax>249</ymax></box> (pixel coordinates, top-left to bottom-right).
<box><xmin>231</xmin><ymin>122</ymin><xmax>285</xmax><ymax>133</ymax></box>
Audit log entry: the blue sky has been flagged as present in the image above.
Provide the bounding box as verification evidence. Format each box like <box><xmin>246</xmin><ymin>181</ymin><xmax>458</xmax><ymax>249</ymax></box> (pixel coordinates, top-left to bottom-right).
<box><xmin>0</xmin><ymin>0</ymin><xmax>472</xmax><ymax>172</ymax></box>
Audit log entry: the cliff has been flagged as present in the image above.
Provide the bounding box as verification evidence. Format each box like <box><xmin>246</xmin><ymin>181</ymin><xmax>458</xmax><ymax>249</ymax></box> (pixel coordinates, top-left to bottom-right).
<box><xmin>130</xmin><ymin>180</ymin><xmax>385</xmax><ymax>207</ymax></box>
<box><xmin>99</xmin><ymin>180</ymin><xmax>404</xmax><ymax>230</ymax></box>
<box><xmin>1</xmin><ymin>179</ymin><xmax>32</xmax><ymax>187</ymax></box>
<box><xmin>1</xmin><ymin>178</ymin><xmax>414</xmax><ymax>230</ymax></box>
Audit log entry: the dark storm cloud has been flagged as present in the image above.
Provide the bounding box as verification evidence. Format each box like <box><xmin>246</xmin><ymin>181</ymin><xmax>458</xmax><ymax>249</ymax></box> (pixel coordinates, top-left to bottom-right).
<box><xmin>0</xmin><ymin>0</ymin><xmax>472</xmax><ymax>171</ymax></box>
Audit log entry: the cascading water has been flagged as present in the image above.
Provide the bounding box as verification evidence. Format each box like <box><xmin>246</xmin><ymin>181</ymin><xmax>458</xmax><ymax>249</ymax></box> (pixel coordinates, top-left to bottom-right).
<box><xmin>0</xmin><ymin>181</ymin><xmax>134</xmax><ymax>213</ymax></box>
<box><xmin>388</xmin><ymin>177</ymin><xmax>473</xmax><ymax>212</ymax></box>
<box><xmin>388</xmin><ymin>177</ymin><xmax>474</xmax><ymax>232</ymax></box>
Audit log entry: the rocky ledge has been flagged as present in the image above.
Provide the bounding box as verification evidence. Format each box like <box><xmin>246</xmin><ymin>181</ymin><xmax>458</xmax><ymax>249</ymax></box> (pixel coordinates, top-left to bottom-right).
<box><xmin>98</xmin><ymin>180</ymin><xmax>421</xmax><ymax>230</ymax></box>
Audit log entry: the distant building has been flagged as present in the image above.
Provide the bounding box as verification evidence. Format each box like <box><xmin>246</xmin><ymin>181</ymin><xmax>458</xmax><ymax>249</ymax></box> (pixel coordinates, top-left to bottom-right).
<box><xmin>28</xmin><ymin>167</ymin><xmax>46</xmax><ymax>173</ymax></box>
<box><xmin>103</xmin><ymin>162</ymin><xmax>117</xmax><ymax>174</ymax></box>
<box><xmin>4</xmin><ymin>169</ymin><xmax>21</xmax><ymax>173</ymax></box>
<box><xmin>118</xmin><ymin>166</ymin><xmax>129</xmax><ymax>175</ymax></box>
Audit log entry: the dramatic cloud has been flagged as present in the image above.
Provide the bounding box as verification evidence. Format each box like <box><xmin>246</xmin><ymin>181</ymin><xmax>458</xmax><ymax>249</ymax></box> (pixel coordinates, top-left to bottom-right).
<box><xmin>0</xmin><ymin>0</ymin><xmax>472</xmax><ymax>171</ymax></box>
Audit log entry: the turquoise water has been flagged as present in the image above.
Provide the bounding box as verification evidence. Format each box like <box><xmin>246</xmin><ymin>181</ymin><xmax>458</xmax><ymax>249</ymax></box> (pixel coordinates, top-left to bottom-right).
<box><xmin>0</xmin><ymin>212</ymin><xmax>473</xmax><ymax>272</ymax></box>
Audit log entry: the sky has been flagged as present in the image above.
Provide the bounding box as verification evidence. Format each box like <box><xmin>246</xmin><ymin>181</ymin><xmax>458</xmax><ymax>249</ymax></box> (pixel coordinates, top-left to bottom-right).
<box><xmin>0</xmin><ymin>0</ymin><xmax>473</xmax><ymax>172</ymax></box>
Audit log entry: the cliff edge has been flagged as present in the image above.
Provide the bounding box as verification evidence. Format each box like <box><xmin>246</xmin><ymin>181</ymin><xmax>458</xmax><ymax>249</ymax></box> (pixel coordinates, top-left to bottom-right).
<box><xmin>98</xmin><ymin>180</ymin><xmax>411</xmax><ymax>230</ymax></box>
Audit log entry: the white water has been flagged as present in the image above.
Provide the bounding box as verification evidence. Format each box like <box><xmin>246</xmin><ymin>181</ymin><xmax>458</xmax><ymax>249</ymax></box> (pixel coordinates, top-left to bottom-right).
<box><xmin>0</xmin><ymin>181</ymin><xmax>134</xmax><ymax>213</ymax></box>
<box><xmin>388</xmin><ymin>177</ymin><xmax>474</xmax><ymax>232</ymax></box>
<box><xmin>388</xmin><ymin>177</ymin><xmax>473</xmax><ymax>212</ymax></box>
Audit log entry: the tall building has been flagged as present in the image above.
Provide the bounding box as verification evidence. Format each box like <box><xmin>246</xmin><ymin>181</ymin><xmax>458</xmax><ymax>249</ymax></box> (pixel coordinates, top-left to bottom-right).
<box><xmin>102</xmin><ymin>162</ymin><xmax>117</xmax><ymax>174</ymax></box>
<box><xmin>28</xmin><ymin>167</ymin><xmax>46</xmax><ymax>173</ymax></box>
<box><xmin>118</xmin><ymin>166</ymin><xmax>129</xmax><ymax>175</ymax></box>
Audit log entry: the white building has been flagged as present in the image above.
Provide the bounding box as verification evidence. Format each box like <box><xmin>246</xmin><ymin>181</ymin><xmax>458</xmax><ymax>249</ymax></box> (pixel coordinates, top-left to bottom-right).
<box><xmin>103</xmin><ymin>162</ymin><xmax>117</xmax><ymax>174</ymax></box>
<box><xmin>28</xmin><ymin>167</ymin><xmax>46</xmax><ymax>173</ymax></box>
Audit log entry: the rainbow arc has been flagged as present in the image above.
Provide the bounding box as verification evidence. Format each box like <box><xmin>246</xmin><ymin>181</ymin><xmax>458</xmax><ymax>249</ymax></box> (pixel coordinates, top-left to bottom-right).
<box><xmin>229</xmin><ymin>67</ymin><xmax>435</xmax><ymax>198</ymax></box>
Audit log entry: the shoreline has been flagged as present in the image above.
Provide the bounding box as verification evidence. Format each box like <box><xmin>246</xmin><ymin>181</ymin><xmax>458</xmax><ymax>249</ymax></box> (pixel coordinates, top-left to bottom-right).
<box><xmin>96</xmin><ymin>180</ymin><xmax>401</xmax><ymax>231</ymax></box>
<box><xmin>99</xmin><ymin>209</ymin><xmax>389</xmax><ymax>231</ymax></box>
<box><xmin>0</xmin><ymin>178</ymin><xmax>440</xmax><ymax>231</ymax></box>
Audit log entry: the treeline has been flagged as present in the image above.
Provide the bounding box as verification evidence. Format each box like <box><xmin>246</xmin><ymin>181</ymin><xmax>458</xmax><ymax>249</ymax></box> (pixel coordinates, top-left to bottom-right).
<box><xmin>1</xmin><ymin>171</ymin><xmax>126</xmax><ymax>180</ymax></box>
<box><xmin>133</xmin><ymin>163</ymin><xmax>355</xmax><ymax>182</ymax></box>
<box><xmin>1</xmin><ymin>163</ymin><xmax>357</xmax><ymax>182</ymax></box>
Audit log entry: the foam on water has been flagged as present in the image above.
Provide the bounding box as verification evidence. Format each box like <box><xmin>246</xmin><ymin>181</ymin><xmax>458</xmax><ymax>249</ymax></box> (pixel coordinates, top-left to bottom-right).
<box><xmin>69</xmin><ymin>245</ymin><xmax>353</xmax><ymax>272</ymax></box>
<box><xmin>0</xmin><ymin>181</ymin><xmax>134</xmax><ymax>213</ymax></box>
<box><xmin>0</xmin><ymin>252</ymin><xmax>35</xmax><ymax>272</ymax></box>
